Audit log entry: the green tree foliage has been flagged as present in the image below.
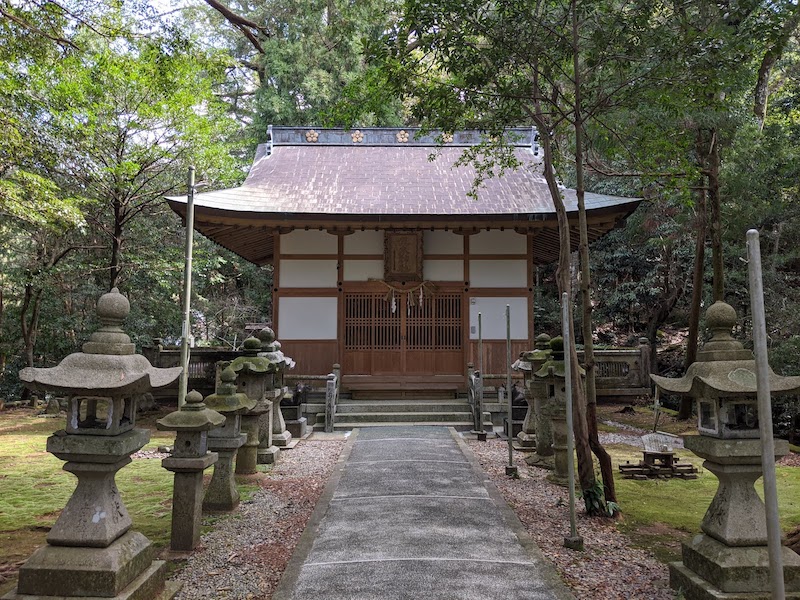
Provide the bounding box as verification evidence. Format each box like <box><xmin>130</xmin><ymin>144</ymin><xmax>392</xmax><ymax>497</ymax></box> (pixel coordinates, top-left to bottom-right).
<box><xmin>0</xmin><ymin>2</ymin><xmax>265</xmax><ymax>399</ymax></box>
<box><xmin>193</xmin><ymin>0</ymin><xmax>404</xmax><ymax>137</ymax></box>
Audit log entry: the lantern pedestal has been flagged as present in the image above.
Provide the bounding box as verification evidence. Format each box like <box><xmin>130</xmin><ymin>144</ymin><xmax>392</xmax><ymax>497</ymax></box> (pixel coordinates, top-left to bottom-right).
<box><xmin>525</xmin><ymin>394</ymin><xmax>556</xmax><ymax>470</ymax></box>
<box><xmin>547</xmin><ymin>404</ymin><xmax>569</xmax><ymax>486</ymax></box>
<box><xmin>236</xmin><ymin>412</ymin><xmax>264</xmax><ymax>474</ymax></box>
<box><xmin>257</xmin><ymin>390</ymin><xmax>281</xmax><ymax>464</ymax></box>
<box><xmin>670</xmin><ymin>435</ymin><xmax>800</xmax><ymax>598</ymax></box>
<box><xmin>514</xmin><ymin>398</ymin><xmax>537</xmax><ymax>452</ymax></box>
<box><xmin>204</xmin><ymin>364</ymin><xmax>255</xmax><ymax>512</ymax></box>
<box><xmin>9</xmin><ymin>531</ymin><xmax>167</xmax><ymax>599</ymax></box>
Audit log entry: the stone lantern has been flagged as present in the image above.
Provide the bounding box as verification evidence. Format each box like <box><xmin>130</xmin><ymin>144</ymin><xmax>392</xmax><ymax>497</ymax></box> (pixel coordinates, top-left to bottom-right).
<box><xmin>652</xmin><ymin>301</ymin><xmax>800</xmax><ymax>599</ymax></box>
<box><xmin>513</xmin><ymin>333</ymin><xmax>551</xmax><ymax>452</ymax></box>
<box><xmin>7</xmin><ymin>288</ymin><xmax>182</xmax><ymax>600</ymax></box>
<box><xmin>203</xmin><ymin>364</ymin><xmax>256</xmax><ymax>511</ymax></box>
<box><xmin>230</xmin><ymin>336</ymin><xmax>280</xmax><ymax>470</ymax></box>
<box><xmin>157</xmin><ymin>389</ymin><xmax>224</xmax><ymax>552</ymax></box>
<box><xmin>258</xmin><ymin>328</ymin><xmax>295</xmax><ymax>449</ymax></box>
<box><xmin>530</xmin><ymin>337</ymin><xmax>583</xmax><ymax>484</ymax></box>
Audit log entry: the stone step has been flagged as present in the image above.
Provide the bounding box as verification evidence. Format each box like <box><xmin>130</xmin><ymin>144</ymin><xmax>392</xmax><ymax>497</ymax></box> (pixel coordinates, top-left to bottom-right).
<box><xmin>335</xmin><ymin>411</ymin><xmax>474</xmax><ymax>424</ymax></box>
<box><xmin>335</xmin><ymin>401</ymin><xmax>473</xmax><ymax>414</ymax></box>
<box><xmin>332</xmin><ymin>421</ymin><xmax>478</xmax><ymax>431</ymax></box>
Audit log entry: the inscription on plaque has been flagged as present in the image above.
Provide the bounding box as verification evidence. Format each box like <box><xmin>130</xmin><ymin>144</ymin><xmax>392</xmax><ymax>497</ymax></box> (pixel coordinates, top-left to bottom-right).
<box><xmin>384</xmin><ymin>231</ymin><xmax>423</xmax><ymax>282</ymax></box>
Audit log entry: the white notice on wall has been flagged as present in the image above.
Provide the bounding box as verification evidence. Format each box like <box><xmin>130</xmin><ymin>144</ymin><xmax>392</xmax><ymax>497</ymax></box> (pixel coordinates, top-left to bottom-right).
<box><xmin>469</xmin><ymin>297</ymin><xmax>528</xmax><ymax>340</ymax></box>
<box><xmin>278</xmin><ymin>297</ymin><xmax>338</xmax><ymax>340</ymax></box>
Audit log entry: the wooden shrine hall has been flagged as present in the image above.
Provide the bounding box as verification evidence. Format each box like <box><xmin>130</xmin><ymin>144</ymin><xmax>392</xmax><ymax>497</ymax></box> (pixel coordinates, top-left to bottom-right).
<box><xmin>167</xmin><ymin>127</ymin><xmax>640</xmax><ymax>394</ymax></box>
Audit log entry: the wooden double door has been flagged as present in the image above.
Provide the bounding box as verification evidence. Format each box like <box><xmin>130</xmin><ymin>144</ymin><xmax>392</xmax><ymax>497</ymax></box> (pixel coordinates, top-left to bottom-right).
<box><xmin>343</xmin><ymin>288</ymin><xmax>463</xmax><ymax>376</ymax></box>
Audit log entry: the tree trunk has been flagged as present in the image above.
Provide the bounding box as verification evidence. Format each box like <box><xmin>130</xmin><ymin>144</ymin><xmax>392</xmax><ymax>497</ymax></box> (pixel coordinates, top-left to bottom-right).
<box><xmin>681</xmin><ymin>130</ymin><xmax>708</xmax><ymax>419</ymax></box>
<box><xmin>20</xmin><ymin>284</ymin><xmax>43</xmax><ymax>368</ymax></box>
<box><xmin>572</xmin><ymin>0</ymin><xmax>615</xmax><ymax>505</ymax></box>
<box><xmin>753</xmin><ymin>7</ymin><xmax>800</xmax><ymax>131</ymax></box>
<box><xmin>754</xmin><ymin>51</ymin><xmax>778</xmax><ymax>131</ymax></box>
<box><xmin>110</xmin><ymin>198</ymin><xmax>123</xmax><ymax>290</ymax></box>
<box><xmin>537</xmin><ymin>123</ymin><xmax>595</xmax><ymax>493</ymax></box>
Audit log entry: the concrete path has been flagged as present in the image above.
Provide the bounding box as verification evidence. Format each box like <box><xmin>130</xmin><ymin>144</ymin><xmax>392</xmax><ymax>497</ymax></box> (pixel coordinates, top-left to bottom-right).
<box><xmin>273</xmin><ymin>426</ymin><xmax>574</xmax><ymax>600</ymax></box>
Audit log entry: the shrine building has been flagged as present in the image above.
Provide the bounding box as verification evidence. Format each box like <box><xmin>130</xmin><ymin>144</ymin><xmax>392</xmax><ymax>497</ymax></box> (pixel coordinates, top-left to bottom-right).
<box><xmin>167</xmin><ymin>127</ymin><xmax>640</xmax><ymax>394</ymax></box>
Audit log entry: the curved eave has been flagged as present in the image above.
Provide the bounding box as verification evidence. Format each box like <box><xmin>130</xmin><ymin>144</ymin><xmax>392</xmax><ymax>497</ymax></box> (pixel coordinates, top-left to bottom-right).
<box><xmin>167</xmin><ymin>198</ymin><xmax>640</xmax><ymax>266</ymax></box>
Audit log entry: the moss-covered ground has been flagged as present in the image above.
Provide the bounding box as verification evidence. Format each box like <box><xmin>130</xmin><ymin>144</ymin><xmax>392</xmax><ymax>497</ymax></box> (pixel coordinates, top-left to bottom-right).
<box><xmin>0</xmin><ymin>406</ymin><xmax>259</xmax><ymax>596</ymax></box>
<box><xmin>598</xmin><ymin>401</ymin><xmax>800</xmax><ymax>563</ymax></box>
<box><xmin>2</xmin><ymin>401</ymin><xmax>799</xmax><ymax>593</ymax></box>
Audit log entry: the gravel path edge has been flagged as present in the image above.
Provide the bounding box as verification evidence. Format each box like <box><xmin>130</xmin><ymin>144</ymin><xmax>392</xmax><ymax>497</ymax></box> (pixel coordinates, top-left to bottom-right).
<box><xmin>449</xmin><ymin>428</ymin><xmax>576</xmax><ymax>600</ymax></box>
<box><xmin>270</xmin><ymin>430</ymin><xmax>360</xmax><ymax>600</ymax></box>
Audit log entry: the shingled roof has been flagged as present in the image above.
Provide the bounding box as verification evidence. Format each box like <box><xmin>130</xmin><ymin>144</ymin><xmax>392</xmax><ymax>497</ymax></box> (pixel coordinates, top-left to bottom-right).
<box><xmin>167</xmin><ymin>127</ymin><xmax>640</xmax><ymax>265</ymax></box>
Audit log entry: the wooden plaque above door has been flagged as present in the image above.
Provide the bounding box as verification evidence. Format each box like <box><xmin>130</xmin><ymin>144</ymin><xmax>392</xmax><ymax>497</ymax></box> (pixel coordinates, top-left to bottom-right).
<box><xmin>384</xmin><ymin>230</ymin><xmax>423</xmax><ymax>282</ymax></box>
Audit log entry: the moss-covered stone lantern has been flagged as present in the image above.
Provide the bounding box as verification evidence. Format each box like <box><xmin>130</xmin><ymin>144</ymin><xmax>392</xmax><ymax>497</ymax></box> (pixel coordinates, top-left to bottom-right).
<box><xmin>257</xmin><ymin>328</ymin><xmax>295</xmax><ymax>449</ymax></box>
<box><xmin>7</xmin><ymin>288</ymin><xmax>182</xmax><ymax>600</ymax></box>
<box><xmin>203</xmin><ymin>364</ymin><xmax>256</xmax><ymax>511</ymax></box>
<box><xmin>529</xmin><ymin>337</ymin><xmax>583</xmax><ymax>485</ymax></box>
<box><xmin>157</xmin><ymin>389</ymin><xmax>224</xmax><ymax>552</ymax></box>
<box><xmin>652</xmin><ymin>301</ymin><xmax>800</xmax><ymax>599</ymax></box>
<box><xmin>230</xmin><ymin>335</ymin><xmax>280</xmax><ymax>470</ymax></box>
<box><xmin>513</xmin><ymin>333</ymin><xmax>551</xmax><ymax>452</ymax></box>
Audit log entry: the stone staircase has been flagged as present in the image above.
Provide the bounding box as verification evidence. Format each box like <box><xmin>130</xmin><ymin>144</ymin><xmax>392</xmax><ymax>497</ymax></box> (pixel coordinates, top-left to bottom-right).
<box><xmin>318</xmin><ymin>396</ymin><xmax>492</xmax><ymax>431</ymax></box>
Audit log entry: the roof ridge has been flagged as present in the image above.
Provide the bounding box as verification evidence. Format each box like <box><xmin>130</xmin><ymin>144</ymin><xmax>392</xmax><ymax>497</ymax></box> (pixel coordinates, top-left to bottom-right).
<box><xmin>267</xmin><ymin>125</ymin><xmax>538</xmax><ymax>150</ymax></box>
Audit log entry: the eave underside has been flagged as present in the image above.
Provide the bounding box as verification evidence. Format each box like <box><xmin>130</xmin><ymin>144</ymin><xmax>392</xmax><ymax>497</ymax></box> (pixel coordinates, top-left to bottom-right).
<box><xmin>168</xmin><ymin>202</ymin><xmax>635</xmax><ymax>266</ymax></box>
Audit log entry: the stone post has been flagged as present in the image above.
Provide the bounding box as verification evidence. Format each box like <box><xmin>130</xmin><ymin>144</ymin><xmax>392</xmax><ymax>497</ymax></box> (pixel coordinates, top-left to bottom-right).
<box><xmin>652</xmin><ymin>302</ymin><xmax>800</xmax><ymax>599</ymax></box>
<box><xmin>7</xmin><ymin>288</ymin><xmax>182</xmax><ymax>600</ymax></box>
<box><xmin>203</xmin><ymin>364</ymin><xmax>255</xmax><ymax>512</ymax></box>
<box><xmin>157</xmin><ymin>390</ymin><xmax>224</xmax><ymax>552</ymax></box>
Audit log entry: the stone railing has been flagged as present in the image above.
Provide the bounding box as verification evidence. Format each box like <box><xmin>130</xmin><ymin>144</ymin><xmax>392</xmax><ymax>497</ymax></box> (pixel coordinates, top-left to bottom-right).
<box><xmin>580</xmin><ymin>338</ymin><xmax>651</xmax><ymax>397</ymax></box>
<box><xmin>143</xmin><ymin>344</ymin><xmax>239</xmax><ymax>398</ymax></box>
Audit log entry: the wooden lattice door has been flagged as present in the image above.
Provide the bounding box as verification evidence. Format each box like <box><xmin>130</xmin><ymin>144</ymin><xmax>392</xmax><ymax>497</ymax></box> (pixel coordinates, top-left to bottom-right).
<box><xmin>343</xmin><ymin>290</ymin><xmax>463</xmax><ymax>376</ymax></box>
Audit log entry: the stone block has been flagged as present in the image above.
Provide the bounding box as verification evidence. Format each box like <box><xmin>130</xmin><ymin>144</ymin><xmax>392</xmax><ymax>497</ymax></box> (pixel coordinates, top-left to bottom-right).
<box><xmin>681</xmin><ymin>534</ymin><xmax>800</xmax><ymax>594</ymax></box>
<box><xmin>670</xmin><ymin>560</ymin><xmax>800</xmax><ymax>600</ymax></box>
<box><xmin>257</xmin><ymin>445</ymin><xmax>280</xmax><ymax>465</ymax></box>
<box><xmin>286</xmin><ymin>417</ymin><xmax>308</xmax><ymax>440</ymax></box>
<box><xmin>47</xmin><ymin>459</ymin><xmax>135</xmax><ymax>548</ymax></box>
<box><xmin>16</xmin><ymin>531</ymin><xmax>154</xmax><ymax>597</ymax></box>
<box><xmin>46</xmin><ymin>428</ymin><xmax>150</xmax><ymax>464</ymax></box>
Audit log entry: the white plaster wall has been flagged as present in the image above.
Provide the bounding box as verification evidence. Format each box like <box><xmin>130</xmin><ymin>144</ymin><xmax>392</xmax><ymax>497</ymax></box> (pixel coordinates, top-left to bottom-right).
<box><xmin>343</xmin><ymin>230</ymin><xmax>383</xmax><ymax>254</ymax></box>
<box><xmin>278</xmin><ymin>297</ymin><xmax>338</xmax><ymax>340</ymax></box>
<box><xmin>280</xmin><ymin>230</ymin><xmax>337</xmax><ymax>254</ymax></box>
<box><xmin>469</xmin><ymin>260</ymin><xmax>527</xmax><ymax>288</ymax></box>
<box><xmin>424</xmin><ymin>230</ymin><xmax>463</xmax><ymax>254</ymax></box>
<box><xmin>470</xmin><ymin>230</ymin><xmax>527</xmax><ymax>254</ymax></box>
<box><xmin>343</xmin><ymin>260</ymin><xmax>384</xmax><ymax>281</ymax></box>
<box><xmin>469</xmin><ymin>297</ymin><xmax>528</xmax><ymax>340</ymax></box>
<box><xmin>423</xmin><ymin>260</ymin><xmax>464</xmax><ymax>281</ymax></box>
<box><xmin>279</xmin><ymin>260</ymin><xmax>337</xmax><ymax>288</ymax></box>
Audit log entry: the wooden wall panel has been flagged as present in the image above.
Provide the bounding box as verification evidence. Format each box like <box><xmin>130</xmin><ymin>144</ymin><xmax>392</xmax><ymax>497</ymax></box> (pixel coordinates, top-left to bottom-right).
<box><xmin>467</xmin><ymin>340</ymin><xmax>529</xmax><ymax>376</ymax></box>
<box><xmin>281</xmin><ymin>341</ymin><xmax>338</xmax><ymax>376</ymax></box>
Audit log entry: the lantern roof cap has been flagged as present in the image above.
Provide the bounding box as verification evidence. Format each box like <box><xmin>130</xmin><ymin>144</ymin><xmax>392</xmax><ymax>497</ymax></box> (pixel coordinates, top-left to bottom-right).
<box><xmin>157</xmin><ymin>390</ymin><xmax>225</xmax><ymax>431</ymax></box>
<box><xmin>19</xmin><ymin>288</ymin><xmax>181</xmax><ymax>395</ymax></box>
<box><xmin>652</xmin><ymin>302</ymin><xmax>800</xmax><ymax>396</ymax></box>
